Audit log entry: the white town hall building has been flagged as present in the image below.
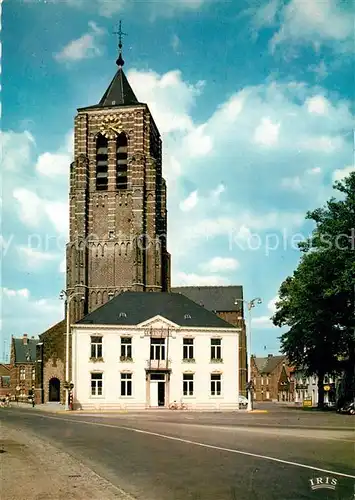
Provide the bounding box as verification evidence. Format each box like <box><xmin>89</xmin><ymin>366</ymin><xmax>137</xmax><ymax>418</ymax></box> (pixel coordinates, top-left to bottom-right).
<box><xmin>71</xmin><ymin>291</ymin><xmax>240</xmax><ymax>410</ymax></box>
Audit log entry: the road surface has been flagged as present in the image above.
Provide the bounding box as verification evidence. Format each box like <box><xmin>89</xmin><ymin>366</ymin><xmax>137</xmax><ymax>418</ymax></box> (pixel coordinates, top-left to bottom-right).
<box><xmin>1</xmin><ymin>407</ymin><xmax>354</xmax><ymax>499</ymax></box>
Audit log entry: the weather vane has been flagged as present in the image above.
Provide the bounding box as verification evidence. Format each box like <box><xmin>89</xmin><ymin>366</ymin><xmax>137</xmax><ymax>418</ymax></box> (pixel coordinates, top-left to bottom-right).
<box><xmin>113</xmin><ymin>20</ymin><xmax>127</xmax><ymax>67</ymax></box>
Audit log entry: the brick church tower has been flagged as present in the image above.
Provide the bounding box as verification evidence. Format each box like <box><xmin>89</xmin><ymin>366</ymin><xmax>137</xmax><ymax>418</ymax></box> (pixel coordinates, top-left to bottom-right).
<box><xmin>66</xmin><ymin>40</ymin><xmax>170</xmax><ymax>322</ymax></box>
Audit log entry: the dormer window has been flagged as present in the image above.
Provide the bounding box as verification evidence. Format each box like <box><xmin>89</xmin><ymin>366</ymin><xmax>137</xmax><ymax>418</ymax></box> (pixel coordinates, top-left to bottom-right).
<box><xmin>184</xmin><ymin>314</ymin><xmax>191</xmax><ymax>319</ymax></box>
<box><xmin>116</xmin><ymin>133</ymin><xmax>128</xmax><ymax>190</ymax></box>
<box><xmin>96</xmin><ymin>135</ymin><xmax>108</xmax><ymax>191</ymax></box>
<box><xmin>119</xmin><ymin>312</ymin><xmax>127</xmax><ymax>318</ymax></box>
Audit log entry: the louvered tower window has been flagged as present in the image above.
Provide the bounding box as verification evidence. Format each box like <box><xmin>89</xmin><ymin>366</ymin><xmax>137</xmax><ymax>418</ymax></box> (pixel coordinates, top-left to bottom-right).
<box><xmin>116</xmin><ymin>133</ymin><xmax>128</xmax><ymax>190</ymax></box>
<box><xmin>96</xmin><ymin>135</ymin><xmax>108</xmax><ymax>191</ymax></box>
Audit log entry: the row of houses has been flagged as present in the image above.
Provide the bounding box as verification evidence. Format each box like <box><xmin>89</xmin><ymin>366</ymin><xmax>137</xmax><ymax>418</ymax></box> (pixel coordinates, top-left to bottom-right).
<box><xmin>5</xmin><ymin>327</ymin><xmax>337</xmax><ymax>408</ymax></box>
<box><xmin>5</xmin><ymin>288</ymin><xmax>248</xmax><ymax>410</ymax></box>
<box><xmin>251</xmin><ymin>354</ymin><xmax>337</xmax><ymax>406</ymax></box>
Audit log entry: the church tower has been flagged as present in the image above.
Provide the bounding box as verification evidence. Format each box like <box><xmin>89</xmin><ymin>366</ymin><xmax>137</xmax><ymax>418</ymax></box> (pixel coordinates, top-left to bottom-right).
<box><xmin>66</xmin><ymin>30</ymin><xmax>171</xmax><ymax>322</ymax></box>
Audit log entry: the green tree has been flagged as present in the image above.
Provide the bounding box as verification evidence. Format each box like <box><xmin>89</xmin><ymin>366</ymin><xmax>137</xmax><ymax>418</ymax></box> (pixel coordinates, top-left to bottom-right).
<box><xmin>273</xmin><ymin>172</ymin><xmax>355</xmax><ymax>408</ymax></box>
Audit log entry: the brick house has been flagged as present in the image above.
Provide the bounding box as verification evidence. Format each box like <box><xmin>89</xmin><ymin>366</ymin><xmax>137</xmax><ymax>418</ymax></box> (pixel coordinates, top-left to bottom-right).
<box><xmin>0</xmin><ymin>364</ymin><xmax>11</xmax><ymax>397</ymax></box>
<box><xmin>172</xmin><ymin>286</ymin><xmax>247</xmax><ymax>395</ymax></box>
<box><xmin>36</xmin><ymin>320</ymin><xmax>66</xmax><ymax>404</ymax></box>
<box><xmin>251</xmin><ymin>354</ymin><xmax>293</xmax><ymax>402</ymax></box>
<box><xmin>9</xmin><ymin>334</ymin><xmax>38</xmax><ymax>399</ymax></box>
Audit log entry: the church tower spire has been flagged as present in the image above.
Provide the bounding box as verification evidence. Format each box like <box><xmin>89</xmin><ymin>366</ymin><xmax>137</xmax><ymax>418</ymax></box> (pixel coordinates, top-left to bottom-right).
<box><xmin>66</xmin><ymin>25</ymin><xmax>171</xmax><ymax>323</ymax></box>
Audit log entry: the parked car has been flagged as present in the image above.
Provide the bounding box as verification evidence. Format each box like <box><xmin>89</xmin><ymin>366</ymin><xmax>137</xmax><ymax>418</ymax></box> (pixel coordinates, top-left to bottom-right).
<box><xmin>238</xmin><ymin>395</ymin><xmax>248</xmax><ymax>408</ymax></box>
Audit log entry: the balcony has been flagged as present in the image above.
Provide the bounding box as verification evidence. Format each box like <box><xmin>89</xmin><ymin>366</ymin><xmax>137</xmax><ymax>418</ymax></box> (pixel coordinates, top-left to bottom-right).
<box><xmin>146</xmin><ymin>359</ymin><xmax>171</xmax><ymax>371</ymax></box>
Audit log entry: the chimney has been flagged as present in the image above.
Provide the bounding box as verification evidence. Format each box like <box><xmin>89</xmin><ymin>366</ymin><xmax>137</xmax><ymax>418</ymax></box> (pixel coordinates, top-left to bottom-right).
<box><xmin>23</xmin><ymin>334</ymin><xmax>28</xmax><ymax>345</ymax></box>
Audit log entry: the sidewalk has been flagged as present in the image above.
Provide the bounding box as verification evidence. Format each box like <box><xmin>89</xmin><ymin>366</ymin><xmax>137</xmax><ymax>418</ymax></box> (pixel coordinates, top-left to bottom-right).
<box><xmin>1</xmin><ymin>423</ymin><xmax>134</xmax><ymax>500</ymax></box>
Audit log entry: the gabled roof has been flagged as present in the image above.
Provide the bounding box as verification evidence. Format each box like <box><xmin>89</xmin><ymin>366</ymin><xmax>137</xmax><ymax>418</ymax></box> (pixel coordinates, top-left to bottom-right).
<box><xmin>77</xmin><ymin>291</ymin><xmax>236</xmax><ymax>329</ymax></box>
<box><xmin>39</xmin><ymin>319</ymin><xmax>65</xmax><ymax>340</ymax></box>
<box><xmin>0</xmin><ymin>364</ymin><xmax>11</xmax><ymax>376</ymax></box>
<box><xmin>171</xmin><ymin>286</ymin><xmax>243</xmax><ymax>312</ymax></box>
<box><xmin>253</xmin><ymin>355</ymin><xmax>286</xmax><ymax>374</ymax></box>
<box><xmin>12</xmin><ymin>337</ymin><xmax>39</xmax><ymax>363</ymax></box>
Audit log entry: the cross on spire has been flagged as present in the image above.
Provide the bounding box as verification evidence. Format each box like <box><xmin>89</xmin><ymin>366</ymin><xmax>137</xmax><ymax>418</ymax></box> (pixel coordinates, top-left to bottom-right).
<box><xmin>113</xmin><ymin>20</ymin><xmax>127</xmax><ymax>68</ymax></box>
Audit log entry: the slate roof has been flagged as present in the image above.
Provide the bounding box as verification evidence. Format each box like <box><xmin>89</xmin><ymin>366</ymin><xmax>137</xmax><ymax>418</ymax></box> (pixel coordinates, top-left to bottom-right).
<box><xmin>13</xmin><ymin>337</ymin><xmax>39</xmax><ymax>363</ymax></box>
<box><xmin>171</xmin><ymin>286</ymin><xmax>243</xmax><ymax>312</ymax></box>
<box><xmin>77</xmin><ymin>291</ymin><xmax>236</xmax><ymax>329</ymax></box>
<box><xmin>253</xmin><ymin>355</ymin><xmax>286</xmax><ymax>374</ymax></box>
<box><xmin>78</xmin><ymin>68</ymin><xmax>141</xmax><ymax>111</ymax></box>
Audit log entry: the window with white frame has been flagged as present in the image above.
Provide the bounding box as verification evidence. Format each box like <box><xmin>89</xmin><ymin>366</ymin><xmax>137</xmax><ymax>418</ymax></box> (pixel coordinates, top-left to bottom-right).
<box><xmin>261</xmin><ymin>377</ymin><xmax>264</xmax><ymax>385</ymax></box>
<box><xmin>20</xmin><ymin>367</ymin><xmax>26</xmax><ymax>380</ymax></box>
<box><xmin>183</xmin><ymin>373</ymin><xmax>194</xmax><ymax>395</ymax></box>
<box><xmin>183</xmin><ymin>338</ymin><xmax>194</xmax><ymax>360</ymax></box>
<box><xmin>91</xmin><ymin>373</ymin><xmax>103</xmax><ymax>396</ymax></box>
<box><xmin>210</xmin><ymin>339</ymin><xmax>222</xmax><ymax>360</ymax></box>
<box><xmin>32</xmin><ymin>367</ymin><xmax>35</xmax><ymax>381</ymax></box>
<box><xmin>120</xmin><ymin>337</ymin><xmax>132</xmax><ymax>360</ymax></box>
<box><xmin>211</xmin><ymin>373</ymin><xmax>222</xmax><ymax>396</ymax></box>
<box><xmin>266</xmin><ymin>377</ymin><xmax>269</xmax><ymax>385</ymax></box>
<box><xmin>91</xmin><ymin>336</ymin><xmax>103</xmax><ymax>359</ymax></box>
<box><xmin>121</xmin><ymin>373</ymin><xmax>132</xmax><ymax>396</ymax></box>
<box><xmin>150</xmin><ymin>338</ymin><xmax>165</xmax><ymax>360</ymax></box>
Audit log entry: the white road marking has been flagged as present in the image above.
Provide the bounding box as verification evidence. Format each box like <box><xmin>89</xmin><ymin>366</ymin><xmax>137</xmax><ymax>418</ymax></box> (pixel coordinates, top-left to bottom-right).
<box><xmin>20</xmin><ymin>413</ymin><xmax>355</xmax><ymax>480</ymax></box>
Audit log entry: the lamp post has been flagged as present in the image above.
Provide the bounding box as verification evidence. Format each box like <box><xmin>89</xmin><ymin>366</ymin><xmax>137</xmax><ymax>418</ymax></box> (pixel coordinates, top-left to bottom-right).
<box><xmin>235</xmin><ymin>297</ymin><xmax>262</xmax><ymax>411</ymax></box>
<box><xmin>60</xmin><ymin>290</ymin><xmax>84</xmax><ymax>410</ymax></box>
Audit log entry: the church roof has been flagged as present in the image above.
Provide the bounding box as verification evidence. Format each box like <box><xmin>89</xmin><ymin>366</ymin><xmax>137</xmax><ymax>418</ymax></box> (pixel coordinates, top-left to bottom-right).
<box><xmin>98</xmin><ymin>67</ymin><xmax>140</xmax><ymax>107</ymax></box>
<box><xmin>171</xmin><ymin>286</ymin><xmax>243</xmax><ymax>312</ymax></box>
<box><xmin>76</xmin><ymin>291</ymin><xmax>236</xmax><ymax>329</ymax></box>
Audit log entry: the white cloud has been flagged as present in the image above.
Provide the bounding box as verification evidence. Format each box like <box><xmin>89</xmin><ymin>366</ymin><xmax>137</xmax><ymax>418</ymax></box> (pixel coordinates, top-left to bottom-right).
<box><xmin>333</xmin><ymin>165</ymin><xmax>355</xmax><ymax>182</ymax></box>
<box><xmin>281</xmin><ymin>176</ymin><xmax>303</xmax><ymax>191</ymax></box>
<box><xmin>269</xmin><ymin>0</ymin><xmax>353</xmax><ymax>53</ymax></box>
<box><xmin>199</xmin><ymin>257</ymin><xmax>239</xmax><ymax>273</ymax></box>
<box><xmin>184</xmin><ymin>124</ymin><xmax>213</xmax><ymax>157</ymax></box>
<box><xmin>307</xmin><ymin>167</ymin><xmax>322</xmax><ymax>175</ymax></box>
<box><xmin>252</xmin><ymin>296</ymin><xmax>279</xmax><ymax>328</ymax></box>
<box><xmin>171</xmin><ymin>34</ymin><xmax>181</xmax><ymax>53</ymax></box>
<box><xmin>179</xmin><ymin>190</ymin><xmax>198</xmax><ymax>212</ymax></box>
<box><xmin>128</xmin><ymin>69</ymin><xmax>204</xmax><ymax>134</ymax></box>
<box><xmin>54</xmin><ymin>22</ymin><xmax>105</xmax><ymax>62</ymax></box>
<box><xmin>12</xmin><ymin>188</ymin><xmax>68</xmax><ymax>236</ymax></box>
<box><xmin>267</xmin><ymin>296</ymin><xmax>278</xmax><ymax>315</ymax></box>
<box><xmin>1</xmin><ymin>130</ymin><xmax>35</xmax><ymax>171</ymax></box>
<box><xmin>36</xmin><ymin>152</ymin><xmax>70</xmax><ymax>177</ymax></box>
<box><xmin>59</xmin><ymin>258</ymin><xmax>66</xmax><ymax>273</ymax></box>
<box><xmin>300</xmin><ymin>135</ymin><xmax>344</xmax><ymax>153</ymax></box>
<box><xmin>1</xmin><ymin>287</ymin><xmax>63</xmax><ymax>337</ymax></box>
<box><xmin>2</xmin><ymin>287</ymin><xmax>30</xmax><ymax>299</ymax></box>
<box><xmin>306</xmin><ymin>95</ymin><xmax>329</xmax><ymax>115</ymax></box>
<box><xmin>253</xmin><ymin>117</ymin><xmax>280</xmax><ymax>147</ymax></box>
<box><xmin>173</xmin><ymin>272</ymin><xmax>230</xmax><ymax>286</ymax></box>
<box><xmin>17</xmin><ymin>246</ymin><xmax>60</xmax><ymax>270</ymax></box>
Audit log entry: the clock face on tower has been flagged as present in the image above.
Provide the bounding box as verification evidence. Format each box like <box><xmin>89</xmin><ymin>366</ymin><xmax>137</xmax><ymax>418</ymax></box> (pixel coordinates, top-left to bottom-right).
<box><xmin>99</xmin><ymin>115</ymin><xmax>123</xmax><ymax>138</ymax></box>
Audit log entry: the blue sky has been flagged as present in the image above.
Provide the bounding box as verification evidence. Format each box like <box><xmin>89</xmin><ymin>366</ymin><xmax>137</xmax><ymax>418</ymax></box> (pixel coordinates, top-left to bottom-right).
<box><xmin>1</xmin><ymin>0</ymin><xmax>354</xmax><ymax>362</ymax></box>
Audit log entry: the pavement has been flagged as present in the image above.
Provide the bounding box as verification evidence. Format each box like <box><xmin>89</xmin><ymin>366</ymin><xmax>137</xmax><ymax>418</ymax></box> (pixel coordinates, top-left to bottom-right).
<box><xmin>1</xmin><ymin>404</ymin><xmax>354</xmax><ymax>500</ymax></box>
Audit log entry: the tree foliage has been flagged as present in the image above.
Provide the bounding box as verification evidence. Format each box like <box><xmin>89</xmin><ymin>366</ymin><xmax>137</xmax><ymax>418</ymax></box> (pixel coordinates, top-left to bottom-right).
<box><xmin>272</xmin><ymin>172</ymin><xmax>355</xmax><ymax>407</ymax></box>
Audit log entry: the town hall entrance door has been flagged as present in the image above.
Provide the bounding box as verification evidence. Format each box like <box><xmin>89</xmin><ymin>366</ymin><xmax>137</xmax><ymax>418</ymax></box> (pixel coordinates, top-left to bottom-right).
<box><xmin>149</xmin><ymin>373</ymin><xmax>166</xmax><ymax>407</ymax></box>
<box><xmin>48</xmin><ymin>378</ymin><xmax>60</xmax><ymax>402</ymax></box>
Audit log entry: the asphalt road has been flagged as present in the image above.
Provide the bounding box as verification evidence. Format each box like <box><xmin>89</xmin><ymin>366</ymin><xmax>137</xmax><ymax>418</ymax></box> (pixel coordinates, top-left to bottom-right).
<box><xmin>2</xmin><ymin>407</ymin><xmax>354</xmax><ymax>500</ymax></box>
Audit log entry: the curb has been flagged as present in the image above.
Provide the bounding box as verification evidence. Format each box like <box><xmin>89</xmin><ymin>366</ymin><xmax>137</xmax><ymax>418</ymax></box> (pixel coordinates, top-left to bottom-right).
<box><xmin>247</xmin><ymin>410</ymin><xmax>269</xmax><ymax>413</ymax></box>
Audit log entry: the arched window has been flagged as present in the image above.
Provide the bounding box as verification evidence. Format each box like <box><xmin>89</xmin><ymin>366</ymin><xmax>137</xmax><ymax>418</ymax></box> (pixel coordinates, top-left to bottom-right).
<box><xmin>116</xmin><ymin>133</ymin><xmax>127</xmax><ymax>190</ymax></box>
<box><xmin>96</xmin><ymin>134</ymin><xmax>108</xmax><ymax>191</ymax></box>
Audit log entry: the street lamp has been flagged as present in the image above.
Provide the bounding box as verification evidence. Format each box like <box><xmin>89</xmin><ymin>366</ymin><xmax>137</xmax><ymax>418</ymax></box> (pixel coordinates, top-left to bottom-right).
<box><xmin>235</xmin><ymin>297</ymin><xmax>262</xmax><ymax>411</ymax></box>
<box><xmin>60</xmin><ymin>289</ymin><xmax>84</xmax><ymax>410</ymax></box>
